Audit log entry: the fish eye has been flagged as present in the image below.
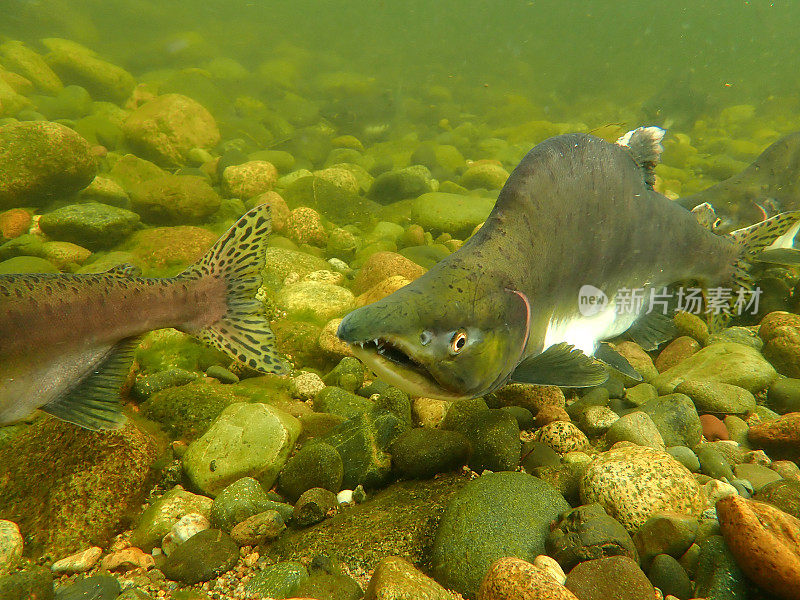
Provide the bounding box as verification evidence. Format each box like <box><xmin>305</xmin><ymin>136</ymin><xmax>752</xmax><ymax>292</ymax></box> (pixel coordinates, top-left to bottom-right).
<box><xmin>449</xmin><ymin>329</ymin><xmax>468</xmax><ymax>354</ymax></box>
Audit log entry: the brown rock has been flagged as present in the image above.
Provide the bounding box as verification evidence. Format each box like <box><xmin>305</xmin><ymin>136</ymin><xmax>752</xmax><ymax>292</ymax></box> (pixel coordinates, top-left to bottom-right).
<box><xmin>123</xmin><ymin>93</ymin><xmax>220</xmax><ymax>168</ymax></box>
<box><xmin>285</xmin><ymin>206</ymin><xmax>328</xmax><ymax>247</ymax></box>
<box><xmin>100</xmin><ymin>547</ymin><xmax>154</xmax><ymax>572</ymax></box>
<box><xmin>717</xmin><ymin>495</ymin><xmax>800</xmax><ymax>600</ymax></box>
<box><xmin>700</xmin><ymin>414</ymin><xmax>729</xmax><ymax>441</ymax></box>
<box><xmin>223</xmin><ymin>161</ymin><xmax>278</xmax><ymax>199</ymax></box>
<box><xmin>534</xmin><ymin>405</ymin><xmax>570</xmax><ymax>428</ymax></box>
<box><xmin>353</xmin><ymin>251</ymin><xmax>425</xmax><ymax>294</ymax></box>
<box><xmin>0</xmin><ymin>208</ymin><xmax>31</xmax><ymax>239</ymax></box>
<box><xmin>319</xmin><ymin>318</ymin><xmax>354</xmax><ymax>359</ymax></box>
<box><xmin>533</xmin><ymin>420</ymin><xmax>590</xmax><ymax>454</ymax></box>
<box><xmin>365</xmin><ymin>556</ymin><xmax>451</xmax><ymax>600</ymax></box>
<box><xmin>655</xmin><ymin>336</ymin><xmax>701</xmax><ymax>372</ymax></box>
<box><xmin>748</xmin><ymin>412</ymin><xmax>800</xmax><ymax>459</ymax></box>
<box><xmin>494</xmin><ymin>384</ymin><xmax>566</xmax><ymax>414</ymax></box>
<box><xmin>252</xmin><ymin>191</ymin><xmax>290</xmax><ymax>233</ymax></box>
<box><xmin>760</xmin><ymin>311</ymin><xmax>800</xmax><ymax>342</ymax></box>
<box><xmin>564</xmin><ymin>556</ymin><xmax>655</xmax><ymax>600</ymax></box>
<box><xmin>124</xmin><ymin>226</ymin><xmax>217</xmax><ymax>272</ymax></box>
<box><xmin>479</xmin><ymin>556</ymin><xmax>578</xmax><ymax>600</ymax></box>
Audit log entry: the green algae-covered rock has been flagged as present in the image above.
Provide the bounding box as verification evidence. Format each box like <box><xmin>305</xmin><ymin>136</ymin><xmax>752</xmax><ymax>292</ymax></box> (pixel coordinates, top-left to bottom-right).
<box><xmin>261</xmin><ymin>246</ymin><xmax>329</xmax><ymax>292</ymax></box>
<box><xmin>38</xmin><ymin>202</ymin><xmax>139</xmax><ymax>250</ymax></box>
<box><xmin>275</xmin><ymin>281</ymin><xmax>355</xmax><ymax>323</ymax></box>
<box><xmin>652</xmin><ymin>342</ymin><xmax>777</xmax><ymax>394</ymax></box>
<box><xmin>459</xmin><ymin>162</ymin><xmax>509</xmax><ymax>190</ymax></box>
<box><xmin>132</xmin><ymin>368</ymin><xmax>199</xmax><ymax>401</ymax></box>
<box><xmin>605</xmin><ymin>411</ymin><xmax>665</xmax><ymax>450</ymax></box>
<box><xmin>281</xmin><ymin>175</ymin><xmax>380</xmax><ymax>227</ymax></box>
<box><xmin>753</xmin><ymin>478</ymin><xmax>800</xmax><ymax>519</ymax></box>
<box><xmin>313</xmin><ymin>386</ymin><xmax>374</xmax><ymax>419</ymax></box>
<box><xmin>130</xmin><ymin>486</ymin><xmax>212</xmax><ymax>553</ymax></box>
<box><xmin>675</xmin><ymin>380</ymin><xmax>757</xmax><ymax>415</ymax></box>
<box><xmin>322</xmin><ymin>357</ymin><xmax>365</xmax><ymax>392</ymax></box>
<box><xmin>389</xmin><ymin>428</ymin><xmax>472</xmax><ymax>479</ymax></box>
<box><xmin>767</xmin><ymin>378</ymin><xmax>800</xmax><ymax>414</ymax></box>
<box><xmin>183</xmin><ymin>402</ymin><xmax>301</xmax><ymax>497</ymax></box>
<box><xmin>639</xmin><ymin>393</ymin><xmax>703</xmax><ymax>449</ymax></box>
<box><xmin>0</xmin><ymin>40</ymin><xmax>62</xmax><ymax>94</ymax></box>
<box><xmin>142</xmin><ymin>380</ymin><xmax>243</xmax><ymax>440</ymax></box>
<box><xmin>693</xmin><ymin>535</ymin><xmax>748</xmax><ymax>599</ymax></box>
<box><xmin>122</xmin><ymin>93</ymin><xmax>220</xmax><ymax>168</ymax></box>
<box><xmin>369</xmin><ymin>165</ymin><xmax>436</xmax><ymax>204</ymax></box>
<box><xmin>160</xmin><ymin>529</ymin><xmax>238</xmax><ymax>584</ymax></box>
<box><xmin>42</xmin><ymin>38</ymin><xmax>135</xmax><ymax>103</ymax></box>
<box><xmin>108</xmin><ymin>153</ymin><xmax>166</xmax><ymax>190</ymax></box>
<box><xmin>441</xmin><ymin>400</ymin><xmax>521</xmax><ymax>472</ymax></box>
<box><xmin>209</xmin><ymin>476</ymin><xmax>292</xmax><ymax>531</ymax></box>
<box><xmin>430</xmin><ymin>472</ymin><xmax>570</xmax><ymax>599</ymax></box>
<box><xmin>0</xmin><ymin>121</ymin><xmax>96</xmax><ymax>209</ymax></box>
<box><xmin>136</xmin><ymin>329</ymin><xmax>230</xmax><ymax>374</ymax></box>
<box><xmin>322</xmin><ymin>408</ymin><xmax>407</xmax><ymax>489</ymax></box>
<box><xmin>0</xmin><ymin>566</ymin><xmax>54</xmax><ymax>600</ymax></box>
<box><xmin>243</xmin><ymin>561</ymin><xmax>308</xmax><ymax>598</ymax></box>
<box><xmin>54</xmin><ymin>575</ymin><xmax>120</xmax><ymax>599</ymax></box>
<box><xmin>129</xmin><ymin>175</ymin><xmax>220</xmax><ymax>225</ymax></box>
<box><xmin>294</xmin><ymin>572</ymin><xmax>363</xmax><ymax>600</ymax></box>
<box><xmin>373</xmin><ymin>387</ymin><xmax>413</xmax><ymax>430</ymax></box>
<box><xmin>0</xmin><ymin>256</ymin><xmax>58</xmax><ymax>274</ymax></box>
<box><xmin>409</xmin><ymin>192</ymin><xmax>495</xmax><ymax>239</ymax></box>
<box><xmin>278</xmin><ymin>442</ymin><xmax>344</xmax><ymax>502</ymax></box>
<box><xmin>0</xmin><ymin>418</ymin><xmax>156</xmax><ymax>557</ymax></box>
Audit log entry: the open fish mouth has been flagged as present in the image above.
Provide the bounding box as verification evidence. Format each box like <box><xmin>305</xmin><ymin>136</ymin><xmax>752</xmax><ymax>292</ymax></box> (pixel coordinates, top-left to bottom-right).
<box><xmin>347</xmin><ymin>335</ymin><xmax>462</xmax><ymax>399</ymax></box>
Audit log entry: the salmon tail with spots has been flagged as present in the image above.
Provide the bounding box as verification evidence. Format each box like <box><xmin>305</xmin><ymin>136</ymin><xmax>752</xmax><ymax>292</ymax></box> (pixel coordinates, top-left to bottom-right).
<box><xmin>178</xmin><ymin>204</ymin><xmax>290</xmax><ymax>375</ymax></box>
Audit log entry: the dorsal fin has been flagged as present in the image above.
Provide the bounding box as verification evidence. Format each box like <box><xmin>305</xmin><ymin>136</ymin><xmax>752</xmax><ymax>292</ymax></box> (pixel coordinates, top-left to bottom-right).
<box><xmin>616</xmin><ymin>126</ymin><xmax>666</xmax><ymax>189</ymax></box>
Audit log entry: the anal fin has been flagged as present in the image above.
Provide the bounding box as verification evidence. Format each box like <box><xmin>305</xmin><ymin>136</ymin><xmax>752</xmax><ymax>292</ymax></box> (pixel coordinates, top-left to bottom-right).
<box><xmin>511</xmin><ymin>342</ymin><xmax>608</xmax><ymax>387</ymax></box>
<box><xmin>41</xmin><ymin>337</ymin><xmax>140</xmax><ymax>431</ymax></box>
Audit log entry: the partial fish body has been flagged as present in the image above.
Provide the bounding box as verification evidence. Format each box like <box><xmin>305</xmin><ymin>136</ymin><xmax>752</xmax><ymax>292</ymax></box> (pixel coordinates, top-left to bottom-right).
<box><xmin>0</xmin><ymin>205</ymin><xmax>288</xmax><ymax>430</ymax></box>
<box><xmin>337</xmin><ymin>128</ymin><xmax>800</xmax><ymax>400</ymax></box>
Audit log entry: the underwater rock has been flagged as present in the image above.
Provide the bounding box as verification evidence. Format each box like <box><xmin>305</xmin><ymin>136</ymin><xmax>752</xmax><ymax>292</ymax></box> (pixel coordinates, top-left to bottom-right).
<box><xmin>409</xmin><ymin>192</ymin><xmax>495</xmax><ymax>239</ymax></box>
<box><xmin>322</xmin><ymin>357</ymin><xmax>365</xmax><ymax>392</ymax></box>
<box><xmin>545</xmin><ymin>504</ymin><xmax>637</xmax><ymax>573</ymax></box>
<box><xmin>459</xmin><ymin>162</ymin><xmax>509</xmax><ymax>190</ymax></box>
<box><xmin>763</xmin><ymin>327</ymin><xmax>800</xmax><ymax>379</ymax></box>
<box><xmin>0</xmin><ymin>208</ymin><xmax>32</xmax><ymax>240</ymax></box>
<box><xmin>130</xmin><ymin>486</ymin><xmax>212</xmax><ymax>553</ymax></box>
<box><xmin>648</xmin><ymin>554</ymin><xmax>693</xmax><ymax>600</ymax></box>
<box><xmin>54</xmin><ymin>574</ymin><xmax>120</xmax><ymax>600</ymax></box>
<box><xmin>579</xmin><ymin>443</ymin><xmax>705</xmax><ymax>532</ymax></box>
<box><xmin>768</xmin><ymin>378</ymin><xmax>800</xmax><ymax>415</ymax></box>
<box><xmin>652</xmin><ymin>342</ymin><xmax>777</xmax><ymax>394</ymax></box>
<box><xmin>160</xmin><ymin>513</ymin><xmax>210</xmax><ymax>556</ymax></box>
<box><xmin>42</xmin><ymin>38</ymin><xmax>134</xmax><ymax>103</ymax></box>
<box><xmin>365</xmin><ymin>555</ymin><xmax>451</xmax><ymax>600</ymax></box>
<box><xmin>243</xmin><ymin>561</ymin><xmax>308</xmax><ymax>598</ymax></box>
<box><xmin>532</xmin><ymin>420</ymin><xmax>590</xmax><ymax>454</ymax></box>
<box><xmin>733</xmin><ymin>463</ymin><xmax>782</xmax><ymax>492</ymax></box>
<box><xmin>0</xmin><ymin>566</ymin><xmax>54</xmax><ymax>600</ymax></box>
<box><xmin>632</xmin><ymin>512</ymin><xmax>698</xmax><ymax>570</ymax></box>
<box><xmin>441</xmin><ymin>401</ymin><xmax>521</xmax><ymax>472</ymax></box>
<box><xmin>0</xmin><ymin>520</ymin><xmax>22</xmax><ymax>575</ymax></box>
<box><xmin>275</xmin><ymin>281</ymin><xmax>355</xmax><ymax>323</ymax></box>
<box><xmin>675</xmin><ymin>380</ymin><xmax>757</xmax><ymax>415</ymax></box>
<box><xmin>99</xmin><ymin>547</ymin><xmax>154</xmax><ymax>572</ymax></box>
<box><xmin>293</xmin><ymin>571</ymin><xmax>364</xmax><ymax>600</ymax></box>
<box><xmin>222</xmin><ymin>160</ymin><xmax>277</xmax><ymax>199</ymax></box>
<box><xmin>0</xmin><ymin>418</ymin><xmax>156</xmax><ymax>557</ymax></box>
<box><xmin>352</xmin><ymin>251</ymin><xmax>424</xmax><ymax>295</ymax></box>
<box><xmin>281</xmin><ymin>175</ymin><xmax>381</xmax><ymax>228</ymax></box>
<box><xmin>108</xmin><ymin>154</ymin><xmax>166</xmax><ymax>190</ymax></box>
<box><xmin>479</xmin><ymin>556</ymin><xmax>577</xmax><ymax>600</ymax></box>
<box><xmin>0</xmin><ymin>77</ymin><xmax>29</xmax><ymax>117</ymax></box>
<box><xmin>748</xmin><ymin>412</ymin><xmax>800</xmax><ymax>460</ymax></box>
<box><xmin>290</xmin><ymin>371</ymin><xmax>326</xmax><ymax>400</ymax></box>
<box><xmin>638</xmin><ymin>393</ymin><xmax>702</xmax><ymax>448</ymax></box>
<box><xmin>229</xmin><ymin>510</ymin><xmax>285</xmax><ymax>546</ymax></box>
<box><xmin>605</xmin><ymin>411</ymin><xmax>665</xmax><ymax>450</ymax></box>
<box><xmin>564</xmin><ymin>556</ymin><xmax>655</xmax><ymax>600</ymax></box>
<box><xmin>293</xmin><ymin>487</ymin><xmax>338</xmax><ymax>527</ymax></box>
<box><xmin>77</xmin><ymin>176</ymin><xmax>129</xmax><ymax>208</ymax></box>
<box><xmin>285</xmin><ymin>206</ymin><xmax>328</xmax><ymax>247</ymax></box>
<box><xmin>655</xmin><ymin>336</ymin><xmax>701</xmax><ymax>372</ymax></box>
<box><xmin>123</xmin><ymin>225</ymin><xmax>218</xmax><ymax>274</ymax></box>
<box><xmin>0</xmin><ymin>121</ymin><xmax>97</xmax><ymax>209</ymax></box>
<box><xmin>183</xmin><ymin>402</ymin><xmax>301</xmax><ymax>497</ymax></box>
<box><xmin>0</xmin><ymin>40</ymin><xmax>62</xmax><ymax>94</ymax></box>
<box><xmin>717</xmin><ymin>495</ymin><xmax>800</xmax><ymax>600</ymax></box>
<box><xmin>159</xmin><ymin>528</ymin><xmax>238</xmax><ymax>584</ymax></box>
<box><xmin>38</xmin><ymin>202</ymin><xmax>139</xmax><ymax>250</ymax></box>
<box><xmin>51</xmin><ymin>546</ymin><xmax>102</xmax><ymax>574</ymax></box>
<box><xmin>696</xmin><ymin>444</ymin><xmax>734</xmax><ymax>480</ymax></box>
<box><xmin>430</xmin><ymin>471</ymin><xmax>570</xmax><ymax>599</ymax></box>
<box><xmin>278</xmin><ymin>442</ymin><xmax>344</xmax><ymax>502</ymax></box>
<box><xmin>389</xmin><ymin>428</ymin><xmax>471</xmax><ymax>479</ymax></box>
<box><xmin>209</xmin><ymin>476</ymin><xmax>291</xmax><ymax>532</ymax></box>
<box><xmin>261</xmin><ymin>246</ymin><xmax>329</xmax><ymax>292</ymax></box>
<box><xmin>129</xmin><ymin>174</ymin><xmax>220</xmax><ymax>225</ymax></box>
<box><xmin>368</xmin><ymin>165</ymin><xmax>436</xmax><ymax>204</ymax></box>
<box><xmin>123</xmin><ymin>93</ymin><xmax>220</xmax><ymax>168</ymax></box>
<box><xmin>753</xmin><ymin>478</ymin><xmax>800</xmax><ymax>519</ymax></box>
<box><xmin>313</xmin><ymin>166</ymin><xmax>360</xmax><ymax>194</ymax></box>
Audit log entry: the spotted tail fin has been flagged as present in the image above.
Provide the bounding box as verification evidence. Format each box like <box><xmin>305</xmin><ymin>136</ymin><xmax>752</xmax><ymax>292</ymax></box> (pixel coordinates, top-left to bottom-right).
<box><xmin>180</xmin><ymin>204</ymin><xmax>290</xmax><ymax>375</ymax></box>
<box><xmin>728</xmin><ymin>210</ymin><xmax>800</xmax><ymax>291</ymax></box>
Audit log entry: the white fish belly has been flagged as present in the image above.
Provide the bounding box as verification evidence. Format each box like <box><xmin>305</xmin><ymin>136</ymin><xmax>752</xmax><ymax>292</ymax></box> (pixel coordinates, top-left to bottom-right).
<box><xmin>543</xmin><ymin>300</ymin><xmax>638</xmax><ymax>355</ymax></box>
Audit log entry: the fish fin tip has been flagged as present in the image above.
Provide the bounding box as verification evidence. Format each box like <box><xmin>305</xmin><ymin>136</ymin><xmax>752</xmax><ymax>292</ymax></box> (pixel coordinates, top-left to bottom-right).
<box><xmin>616</xmin><ymin>125</ymin><xmax>665</xmax><ymax>188</ymax></box>
<box><xmin>41</xmin><ymin>337</ymin><xmax>139</xmax><ymax>431</ymax></box>
<box><xmin>186</xmin><ymin>204</ymin><xmax>291</xmax><ymax>375</ymax></box>
<box><xmin>511</xmin><ymin>342</ymin><xmax>608</xmax><ymax>387</ymax></box>
<box><xmin>626</xmin><ymin>310</ymin><xmax>677</xmax><ymax>351</ymax></box>
<box><xmin>594</xmin><ymin>342</ymin><xmax>643</xmax><ymax>381</ymax></box>
<box><xmin>729</xmin><ymin>209</ymin><xmax>800</xmax><ymax>292</ymax></box>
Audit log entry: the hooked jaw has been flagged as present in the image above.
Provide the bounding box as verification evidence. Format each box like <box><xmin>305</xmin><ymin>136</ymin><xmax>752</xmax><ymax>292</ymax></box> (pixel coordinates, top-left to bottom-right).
<box><xmin>337</xmin><ymin>313</ymin><xmax>467</xmax><ymax>399</ymax></box>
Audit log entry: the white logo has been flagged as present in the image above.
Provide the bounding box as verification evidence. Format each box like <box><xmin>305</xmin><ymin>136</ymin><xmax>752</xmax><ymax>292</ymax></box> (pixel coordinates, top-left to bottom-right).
<box><xmin>578</xmin><ymin>285</ymin><xmax>609</xmax><ymax>316</ymax></box>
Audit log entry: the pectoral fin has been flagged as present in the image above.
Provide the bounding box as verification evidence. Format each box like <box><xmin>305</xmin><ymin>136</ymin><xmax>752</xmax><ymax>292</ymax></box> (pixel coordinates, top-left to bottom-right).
<box><xmin>511</xmin><ymin>342</ymin><xmax>608</xmax><ymax>387</ymax></box>
<box><xmin>594</xmin><ymin>342</ymin><xmax>643</xmax><ymax>382</ymax></box>
<box><xmin>41</xmin><ymin>337</ymin><xmax>140</xmax><ymax>430</ymax></box>
<box><xmin>626</xmin><ymin>310</ymin><xmax>677</xmax><ymax>351</ymax></box>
